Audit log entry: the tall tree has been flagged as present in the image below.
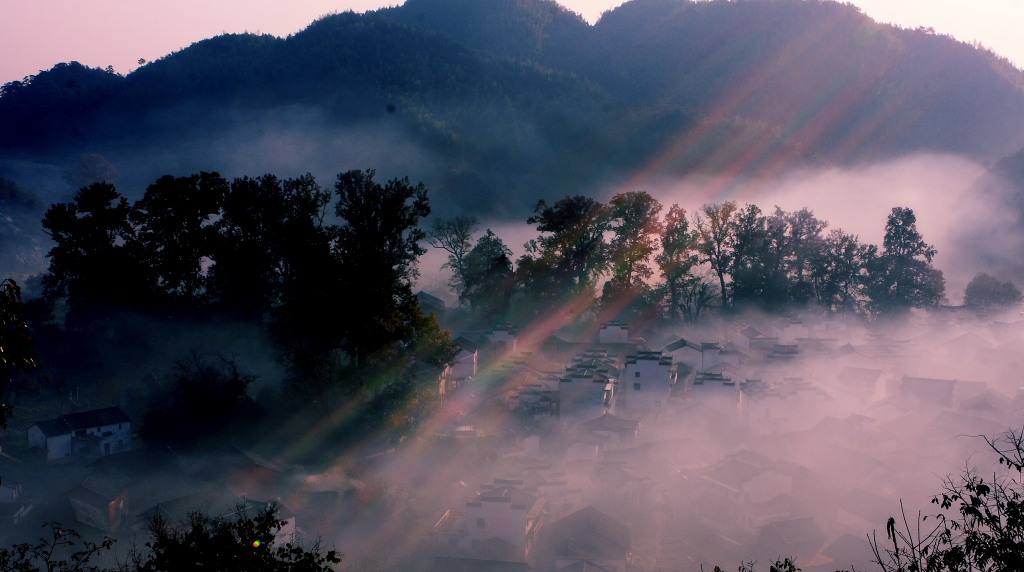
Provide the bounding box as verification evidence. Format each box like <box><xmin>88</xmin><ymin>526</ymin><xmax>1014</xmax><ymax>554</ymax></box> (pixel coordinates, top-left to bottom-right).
<box><xmin>867</xmin><ymin>206</ymin><xmax>945</xmax><ymax>315</ymax></box>
<box><xmin>518</xmin><ymin>195</ymin><xmax>610</xmax><ymax>305</ymax></box>
<box><xmin>130</xmin><ymin>172</ymin><xmax>227</xmax><ymax>307</ymax></box>
<box><xmin>811</xmin><ymin>229</ymin><xmax>875</xmax><ymax>313</ymax></box>
<box><xmin>333</xmin><ymin>169</ymin><xmax>432</xmax><ymax>367</ymax></box>
<box><xmin>783</xmin><ymin>207</ymin><xmax>828</xmax><ymax>304</ymax></box>
<box><xmin>0</xmin><ymin>279</ymin><xmax>37</xmax><ymax>431</ymax></box>
<box><xmin>729</xmin><ymin>204</ymin><xmax>789</xmax><ymax>309</ymax></box>
<box><xmin>461</xmin><ymin>229</ymin><xmax>514</xmax><ymax>320</ymax></box>
<box><xmin>41</xmin><ymin>182</ymin><xmax>151</xmax><ymax>324</ymax></box>
<box><xmin>602</xmin><ymin>191</ymin><xmax>663</xmax><ymax>311</ymax></box>
<box><xmin>426</xmin><ymin>216</ymin><xmax>478</xmax><ymax>298</ymax></box>
<box><xmin>693</xmin><ymin>201</ymin><xmax>737</xmax><ymax>308</ymax></box>
<box><xmin>656</xmin><ymin>204</ymin><xmax>700</xmax><ymax>321</ymax></box>
<box><xmin>207</xmin><ymin>175</ymin><xmax>291</xmax><ymax>321</ymax></box>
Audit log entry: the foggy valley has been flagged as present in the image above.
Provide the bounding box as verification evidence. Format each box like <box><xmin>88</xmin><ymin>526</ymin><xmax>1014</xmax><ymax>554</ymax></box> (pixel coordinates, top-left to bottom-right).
<box><xmin>4</xmin><ymin>1</ymin><xmax>1024</xmax><ymax>572</ymax></box>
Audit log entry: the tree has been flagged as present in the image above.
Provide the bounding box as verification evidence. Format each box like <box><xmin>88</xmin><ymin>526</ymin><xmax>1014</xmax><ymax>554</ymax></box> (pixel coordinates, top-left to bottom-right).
<box><xmin>783</xmin><ymin>207</ymin><xmax>828</xmax><ymax>304</ymax></box>
<box><xmin>460</xmin><ymin>229</ymin><xmax>515</xmax><ymax>320</ymax></box>
<box><xmin>41</xmin><ymin>182</ymin><xmax>152</xmax><ymax>324</ymax></box>
<box><xmin>602</xmin><ymin>191</ymin><xmax>663</xmax><ymax>317</ymax></box>
<box><xmin>141</xmin><ymin>353</ymin><xmax>261</xmax><ymax>450</ymax></box>
<box><xmin>694</xmin><ymin>201</ymin><xmax>737</xmax><ymax>308</ymax></box>
<box><xmin>867</xmin><ymin>207</ymin><xmax>945</xmax><ymax>315</ymax></box>
<box><xmin>811</xmin><ymin>229</ymin><xmax>875</xmax><ymax>313</ymax></box>
<box><xmin>518</xmin><ymin>195</ymin><xmax>610</xmax><ymax>306</ymax></box>
<box><xmin>129</xmin><ymin>172</ymin><xmax>227</xmax><ymax>307</ymax></box>
<box><xmin>0</xmin><ymin>278</ymin><xmax>37</xmax><ymax>431</ymax></box>
<box><xmin>657</xmin><ymin>204</ymin><xmax>702</xmax><ymax>321</ymax></box>
<box><xmin>870</xmin><ymin>427</ymin><xmax>1024</xmax><ymax>572</ymax></box>
<box><xmin>729</xmin><ymin>204</ymin><xmax>789</xmax><ymax>309</ymax></box>
<box><xmin>333</xmin><ymin>169</ymin><xmax>431</xmax><ymax>367</ymax></box>
<box><xmin>130</xmin><ymin>503</ymin><xmax>339</xmax><ymax>572</ymax></box>
<box><xmin>963</xmin><ymin>272</ymin><xmax>1022</xmax><ymax>313</ymax></box>
<box><xmin>0</xmin><ymin>522</ymin><xmax>115</xmax><ymax>572</ymax></box>
<box><xmin>426</xmin><ymin>216</ymin><xmax>478</xmax><ymax>298</ymax></box>
<box><xmin>207</xmin><ymin>175</ymin><xmax>292</xmax><ymax>321</ymax></box>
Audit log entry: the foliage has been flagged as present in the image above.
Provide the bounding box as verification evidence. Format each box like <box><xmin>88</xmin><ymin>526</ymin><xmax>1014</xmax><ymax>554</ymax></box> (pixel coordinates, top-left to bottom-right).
<box><xmin>0</xmin><ymin>523</ymin><xmax>115</xmax><ymax>572</ymax></box>
<box><xmin>869</xmin><ymin>427</ymin><xmax>1024</xmax><ymax>572</ymax></box>
<box><xmin>963</xmin><ymin>273</ymin><xmax>1022</xmax><ymax>312</ymax></box>
<box><xmin>333</xmin><ymin>169</ymin><xmax>431</xmax><ymax>367</ymax></box>
<box><xmin>129</xmin><ymin>503</ymin><xmax>339</xmax><ymax>572</ymax></box>
<box><xmin>518</xmin><ymin>195</ymin><xmax>610</xmax><ymax>306</ymax></box>
<box><xmin>866</xmin><ymin>207</ymin><xmax>945</xmax><ymax>315</ymax></box>
<box><xmin>460</xmin><ymin>229</ymin><xmax>515</xmax><ymax>320</ymax></box>
<box><xmin>710</xmin><ymin>558</ymin><xmax>801</xmax><ymax>572</ymax></box>
<box><xmin>0</xmin><ymin>278</ymin><xmax>38</xmax><ymax>430</ymax></box>
<box><xmin>140</xmin><ymin>353</ymin><xmax>261</xmax><ymax>450</ymax></box>
<box><xmin>41</xmin><ymin>182</ymin><xmax>152</xmax><ymax>323</ymax></box>
<box><xmin>426</xmin><ymin>216</ymin><xmax>478</xmax><ymax>297</ymax></box>
<box><xmin>602</xmin><ymin>191</ymin><xmax>663</xmax><ymax>318</ymax></box>
<box><xmin>694</xmin><ymin>201</ymin><xmax>737</xmax><ymax>308</ymax></box>
<box><xmin>657</xmin><ymin>204</ymin><xmax>702</xmax><ymax>321</ymax></box>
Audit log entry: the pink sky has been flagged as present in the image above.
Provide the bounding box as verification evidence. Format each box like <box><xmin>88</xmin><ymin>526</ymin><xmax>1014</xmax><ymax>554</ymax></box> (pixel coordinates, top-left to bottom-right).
<box><xmin>2</xmin><ymin>0</ymin><xmax>1022</xmax><ymax>86</ymax></box>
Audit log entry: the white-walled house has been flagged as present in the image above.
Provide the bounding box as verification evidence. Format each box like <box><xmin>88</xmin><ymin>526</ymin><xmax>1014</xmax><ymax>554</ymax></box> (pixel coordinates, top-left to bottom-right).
<box><xmin>598</xmin><ymin>322</ymin><xmax>629</xmax><ymax>344</ymax></box>
<box><xmin>434</xmin><ymin>482</ymin><xmax>546</xmax><ymax>563</ymax></box>
<box><xmin>617</xmin><ymin>351</ymin><xmax>674</xmax><ymax>416</ymax></box>
<box><xmin>28</xmin><ymin>406</ymin><xmax>131</xmax><ymax>461</ymax></box>
<box><xmin>449</xmin><ymin>336</ymin><xmax>479</xmax><ymax>381</ymax></box>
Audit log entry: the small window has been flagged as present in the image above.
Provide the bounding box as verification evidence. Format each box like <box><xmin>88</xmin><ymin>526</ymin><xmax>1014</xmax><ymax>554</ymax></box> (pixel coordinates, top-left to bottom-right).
<box><xmin>476</xmin><ymin>518</ymin><xmax>486</xmax><ymax>528</ymax></box>
<box><xmin>634</xmin><ymin>371</ymin><xmax>641</xmax><ymax>378</ymax></box>
<box><xmin>634</xmin><ymin>383</ymin><xmax>641</xmax><ymax>391</ymax></box>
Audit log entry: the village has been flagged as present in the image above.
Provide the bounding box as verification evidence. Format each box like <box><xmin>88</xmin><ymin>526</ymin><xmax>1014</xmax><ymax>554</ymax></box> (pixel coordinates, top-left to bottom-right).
<box><xmin>3</xmin><ymin>301</ymin><xmax>1024</xmax><ymax>572</ymax></box>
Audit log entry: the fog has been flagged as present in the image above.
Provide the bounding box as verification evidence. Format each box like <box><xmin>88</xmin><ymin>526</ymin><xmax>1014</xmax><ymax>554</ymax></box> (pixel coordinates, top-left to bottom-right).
<box><xmin>5</xmin><ymin>132</ymin><xmax>1024</xmax><ymax>571</ymax></box>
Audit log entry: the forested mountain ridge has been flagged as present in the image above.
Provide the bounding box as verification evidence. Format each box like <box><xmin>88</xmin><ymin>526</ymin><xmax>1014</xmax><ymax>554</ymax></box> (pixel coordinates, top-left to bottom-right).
<box><xmin>3</xmin><ymin>0</ymin><xmax>1024</xmax><ymax>218</ymax></box>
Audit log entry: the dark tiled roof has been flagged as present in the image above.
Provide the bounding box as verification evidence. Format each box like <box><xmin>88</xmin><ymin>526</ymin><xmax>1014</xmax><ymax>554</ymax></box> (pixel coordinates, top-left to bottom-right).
<box><xmin>31</xmin><ymin>406</ymin><xmax>130</xmax><ymax>437</ymax></box>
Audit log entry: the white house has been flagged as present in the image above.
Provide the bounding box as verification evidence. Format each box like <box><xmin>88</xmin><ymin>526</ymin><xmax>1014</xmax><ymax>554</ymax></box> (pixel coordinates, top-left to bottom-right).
<box><xmin>27</xmin><ymin>406</ymin><xmax>131</xmax><ymax>461</ymax></box>
<box><xmin>617</xmin><ymin>351</ymin><xmax>674</xmax><ymax>416</ymax></box>
<box><xmin>434</xmin><ymin>482</ymin><xmax>546</xmax><ymax>563</ymax></box>
<box><xmin>449</xmin><ymin>336</ymin><xmax>479</xmax><ymax>381</ymax></box>
<box><xmin>598</xmin><ymin>322</ymin><xmax>629</xmax><ymax>344</ymax></box>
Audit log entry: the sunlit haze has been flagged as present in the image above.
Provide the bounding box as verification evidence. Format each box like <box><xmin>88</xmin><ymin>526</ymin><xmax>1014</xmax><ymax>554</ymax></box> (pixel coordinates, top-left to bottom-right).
<box><xmin>2</xmin><ymin>0</ymin><xmax>1023</xmax><ymax>86</ymax></box>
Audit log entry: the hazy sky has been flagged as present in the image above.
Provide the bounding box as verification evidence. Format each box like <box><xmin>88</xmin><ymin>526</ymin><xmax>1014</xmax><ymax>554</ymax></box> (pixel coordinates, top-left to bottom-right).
<box><xmin>1</xmin><ymin>0</ymin><xmax>1022</xmax><ymax>86</ymax></box>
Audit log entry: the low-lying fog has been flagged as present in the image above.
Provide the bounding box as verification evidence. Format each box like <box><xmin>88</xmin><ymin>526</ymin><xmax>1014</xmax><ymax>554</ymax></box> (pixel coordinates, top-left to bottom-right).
<box><xmin>4</xmin><ymin>145</ymin><xmax>1024</xmax><ymax>572</ymax></box>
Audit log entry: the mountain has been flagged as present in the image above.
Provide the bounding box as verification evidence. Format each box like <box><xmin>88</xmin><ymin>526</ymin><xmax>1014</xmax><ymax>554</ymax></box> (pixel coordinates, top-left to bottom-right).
<box><xmin>2</xmin><ymin>0</ymin><xmax>1024</xmax><ymax>220</ymax></box>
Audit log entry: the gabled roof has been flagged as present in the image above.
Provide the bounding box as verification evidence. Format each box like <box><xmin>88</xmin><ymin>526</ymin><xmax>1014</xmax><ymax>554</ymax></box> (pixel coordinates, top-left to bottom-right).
<box><xmin>31</xmin><ymin>406</ymin><xmax>130</xmax><ymax>436</ymax></box>
<box><xmin>547</xmin><ymin>506</ymin><xmax>630</xmax><ymax>560</ymax></box>
<box><xmin>453</xmin><ymin>336</ymin><xmax>479</xmax><ymax>353</ymax></box>
<box><xmin>663</xmin><ymin>338</ymin><xmax>701</xmax><ymax>353</ymax></box>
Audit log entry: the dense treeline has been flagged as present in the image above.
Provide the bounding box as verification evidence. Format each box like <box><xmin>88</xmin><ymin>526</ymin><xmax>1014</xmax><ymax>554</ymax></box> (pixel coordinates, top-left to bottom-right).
<box><xmin>431</xmin><ymin>193</ymin><xmax>950</xmax><ymax>329</ymax></box>
<box><xmin>36</xmin><ymin>169</ymin><xmax>458</xmax><ymax>447</ymax></box>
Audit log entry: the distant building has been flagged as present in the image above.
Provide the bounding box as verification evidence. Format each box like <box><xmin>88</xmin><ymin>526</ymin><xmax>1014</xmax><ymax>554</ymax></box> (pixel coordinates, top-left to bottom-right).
<box><xmin>27</xmin><ymin>406</ymin><xmax>131</xmax><ymax>462</ymax></box>
<box><xmin>598</xmin><ymin>322</ymin><xmax>629</xmax><ymax>344</ymax></box>
<box><xmin>617</xmin><ymin>350</ymin><xmax>674</xmax><ymax>416</ymax></box>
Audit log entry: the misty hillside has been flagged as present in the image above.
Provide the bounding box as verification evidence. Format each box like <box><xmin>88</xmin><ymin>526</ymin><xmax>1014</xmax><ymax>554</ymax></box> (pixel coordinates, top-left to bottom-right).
<box><xmin>3</xmin><ymin>0</ymin><xmax>1024</xmax><ymax>220</ymax></box>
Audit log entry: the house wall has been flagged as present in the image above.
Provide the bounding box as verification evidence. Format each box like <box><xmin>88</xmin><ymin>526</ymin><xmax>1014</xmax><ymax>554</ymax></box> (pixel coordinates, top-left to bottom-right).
<box><xmin>449</xmin><ymin>350</ymin><xmax>477</xmax><ymax>380</ymax></box>
<box><xmin>559</xmin><ymin>375</ymin><xmax>612</xmax><ymax>422</ymax></box>
<box><xmin>45</xmin><ymin>434</ymin><xmax>73</xmax><ymax>461</ymax></box>
<box><xmin>619</xmin><ymin>355</ymin><xmax>673</xmax><ymax>414</ymax></box>
<box><xmin>466</xmin><ymin>498</ymin><xmax>528</xmax><ymax>554</ymax></box>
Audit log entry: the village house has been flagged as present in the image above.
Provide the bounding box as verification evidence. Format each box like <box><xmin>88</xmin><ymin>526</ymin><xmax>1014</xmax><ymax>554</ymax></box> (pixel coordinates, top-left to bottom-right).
<box><xmin>533</xmin><ymin>505</ymin><xmax>632</xmax><ymax>572</ymax></box>
<box><xmin>617</xmin><ymin>350</ymin><xmax>675</xmax><ymax>417</ymax></box>
<box><xmin>434</xmin><ymin>481</ymin><xmax>547</xmax><ymax>564</ymax></box>
<box><xmin>598</xmin><ymin>322</ymin><xmax>629</xmax><ymax>344</ymax></box>
<box><xmin>68</xmin><ymin>466</ymin><xmax>131</xmax><ymax>532</ymax></box>
<box><xmin>558</xmin><ymin>350</ymin><xmax>619</xmax><ymax>423</ymax></box>
<box><xmin>27</xmin><ymin>406</ymin><xmax>131</xmax><ymax>462</ymax></box>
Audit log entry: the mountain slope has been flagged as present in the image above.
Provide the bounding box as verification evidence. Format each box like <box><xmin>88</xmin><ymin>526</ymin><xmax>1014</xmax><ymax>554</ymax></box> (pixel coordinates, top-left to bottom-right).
<box><xmin>1</xmin><ymin>0</ymin><xmax>1023</xmax><ymax>218</ymax></box>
